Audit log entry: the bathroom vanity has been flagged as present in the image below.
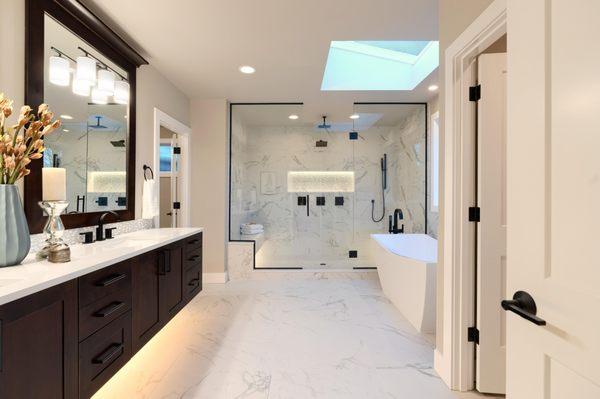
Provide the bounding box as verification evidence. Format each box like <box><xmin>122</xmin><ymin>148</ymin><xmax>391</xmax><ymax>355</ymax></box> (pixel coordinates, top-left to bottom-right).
<box><xmin>0</xmin><ymin>227</ymin><xmax>202</xmax><ymax>399</ymax></box>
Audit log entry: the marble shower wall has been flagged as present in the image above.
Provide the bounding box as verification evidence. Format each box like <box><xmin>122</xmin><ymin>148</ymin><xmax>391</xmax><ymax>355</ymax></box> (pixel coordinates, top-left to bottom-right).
<box><xmin>230</xmin><ymin>106</ymin><xmax>426</xmax><ymax>268</ymax></box>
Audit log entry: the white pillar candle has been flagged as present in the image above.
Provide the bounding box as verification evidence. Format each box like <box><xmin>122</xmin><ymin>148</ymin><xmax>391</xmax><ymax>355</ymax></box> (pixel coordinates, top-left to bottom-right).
<box><xmin>42</xmin><ymin>168</ymin><xmax>66</xmax><ymax>201</ymax></box>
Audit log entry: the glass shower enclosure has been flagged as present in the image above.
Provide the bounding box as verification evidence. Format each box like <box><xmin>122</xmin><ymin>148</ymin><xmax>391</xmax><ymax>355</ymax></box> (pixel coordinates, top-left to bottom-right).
<box><xmin>230</xmin><ymin>103</ymin><xmax>428</xmax><ymax>269</ymax></box>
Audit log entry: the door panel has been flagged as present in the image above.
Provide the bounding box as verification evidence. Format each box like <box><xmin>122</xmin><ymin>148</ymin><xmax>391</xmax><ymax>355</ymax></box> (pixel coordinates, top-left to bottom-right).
<box><xmin>131</xmin><ymin>250</ymin><xmax>161</xmax><ymax>351</ymax></box>
<box><xmin>476</xmin><ymin>53</ymin><xmax>507</xmax><ymax>394</ymax></box>
<box><xmin>161</xmin><ymin>245</ymin><xmax>184</xmax><ymax>319</ymax></box>
<box><xmin>0</xmin><ymin>281</ymin><xmax>78</xmax><ymax>399</ymax></box>
<box><xmin>507</xmin><ymin>0</ymin><xmax>600</xmax><ymax>397</ymax></box>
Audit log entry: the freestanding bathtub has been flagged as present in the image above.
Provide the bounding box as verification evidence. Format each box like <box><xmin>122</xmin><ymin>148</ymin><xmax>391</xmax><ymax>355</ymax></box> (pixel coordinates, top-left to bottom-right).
<box><xmin>371</xmin><ymin>234</ymin><xmax>437</xmax><ymax>334</ymax></box>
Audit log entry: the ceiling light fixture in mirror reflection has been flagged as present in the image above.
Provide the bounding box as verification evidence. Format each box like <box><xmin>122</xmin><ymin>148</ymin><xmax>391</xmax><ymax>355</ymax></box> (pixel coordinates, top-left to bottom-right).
<box><xmin>43</xmin><ymin>14</ymin><xmax>129</xmax><ymax>214</ymax></box>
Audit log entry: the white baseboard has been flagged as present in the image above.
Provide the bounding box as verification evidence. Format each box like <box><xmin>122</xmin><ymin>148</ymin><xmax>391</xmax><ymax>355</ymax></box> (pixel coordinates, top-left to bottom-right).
<box><xmin>203</xmin><ymin>272</ymin><xmax>229</xmax><ymax>284</ymax></box>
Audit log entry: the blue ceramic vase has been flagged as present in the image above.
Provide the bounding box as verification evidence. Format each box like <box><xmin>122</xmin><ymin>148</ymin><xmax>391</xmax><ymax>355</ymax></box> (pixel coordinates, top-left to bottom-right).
<box><xmin>0</xmin><ymin>185</ymin><xmax>31</xmax><ymax>267</ymax></box>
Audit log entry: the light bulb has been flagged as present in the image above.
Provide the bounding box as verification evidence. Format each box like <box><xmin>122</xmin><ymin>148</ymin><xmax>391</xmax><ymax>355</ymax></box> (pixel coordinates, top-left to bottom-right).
<box><xmin>75</xmin><ymin>56</ymin><xmax>96</xmax><ymax>86</ymax></box>
<box><xmin>97</xmin><ymin>69</ymin><xmax>115</xmax><ymax>95</ymax></box>
<box><xmin>49</xmin><ymin>56</ymin><xmax>70</xmax><ymax>86</ymax></box>
<box><xmin>113</xmin><ymin>80</ymin><xmax>130</xmax><ymax>105</ymax></box>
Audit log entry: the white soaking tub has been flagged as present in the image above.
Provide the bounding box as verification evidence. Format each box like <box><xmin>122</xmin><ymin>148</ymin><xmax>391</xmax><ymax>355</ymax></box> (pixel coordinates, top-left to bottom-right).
<box><xmin>371</xmin><ymin>234</ymin><xmax>437</xmax><ymax>333</ymax></box>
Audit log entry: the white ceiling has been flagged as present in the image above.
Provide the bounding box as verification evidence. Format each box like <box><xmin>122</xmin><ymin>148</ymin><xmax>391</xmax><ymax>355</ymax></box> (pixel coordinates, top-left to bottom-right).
<box><xmin>81</xmin><ymin>0</ymin><xmax>439</xmax><ymax>122</ymax></box>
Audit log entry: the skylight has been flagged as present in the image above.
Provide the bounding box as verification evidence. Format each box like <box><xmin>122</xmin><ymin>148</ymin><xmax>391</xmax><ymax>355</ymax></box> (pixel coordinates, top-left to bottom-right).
<box><xmin>321</xmin><ymin>40</ymin><xmax>439</xmax><ymax>91</ymax></box>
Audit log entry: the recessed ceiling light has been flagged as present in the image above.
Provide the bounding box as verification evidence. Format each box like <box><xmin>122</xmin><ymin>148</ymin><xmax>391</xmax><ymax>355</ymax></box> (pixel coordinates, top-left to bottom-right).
<box><xmin>428</xmin><ymin>84</ymin><xmax>439</xmax><ymax>91</ymax></box>
<box><xmin>62</xmin><ymin>129</ymin><xmax>70</xmax><ymax>132</ymax></box>
<box><xmin>60</xmin><ymin>114</ymin><xmax>73</xmax><ymax>120</ymax></box>
<box><xmin>239</xmin><ymin>65</ymin><xmax>255</xmax><ymax>74</ymax></box>
<box><xmin>349</xmin><ymin>114</ymin><xmax>360</xmax><ymax>120</ymax></box>
<box><xmin>288</xmin><ymin>114</ymin><xmax>299</xmax><ymax>120</ymax></box>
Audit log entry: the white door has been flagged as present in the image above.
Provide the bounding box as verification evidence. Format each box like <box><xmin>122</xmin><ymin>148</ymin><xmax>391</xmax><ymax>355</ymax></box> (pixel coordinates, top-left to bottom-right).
<box><xmin>506</xmin><ymin>0</ymin><xmax>600</xmax><ymax>397</ymax></box>
<box><xmin>170</xmin><ymin>135</ymin><xmax>179</xmax><ymax>228</ymax></box>
<box><xmin>476</xmin><ymin>53</ymin><xmax>507</xmax><ymax>394</ymax></box>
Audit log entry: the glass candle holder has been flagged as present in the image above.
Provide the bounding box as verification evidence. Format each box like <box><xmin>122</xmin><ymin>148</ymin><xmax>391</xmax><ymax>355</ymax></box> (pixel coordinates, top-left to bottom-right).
<box><xmin>37</xmin><ymin>201</ymin><xmax>70</xmax><ymax>262</ymax></box>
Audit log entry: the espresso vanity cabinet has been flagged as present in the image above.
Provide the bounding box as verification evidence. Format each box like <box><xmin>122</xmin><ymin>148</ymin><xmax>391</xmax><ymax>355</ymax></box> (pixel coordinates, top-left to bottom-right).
<box><xmin>0</xmin><ymin>280</ymin><xmax>78</xmax><ymax>399</ymax></box>
<box><xmin>0</xmin><ymin>232</ymin><xmax>202</xmax><ymax>399</ymax></box>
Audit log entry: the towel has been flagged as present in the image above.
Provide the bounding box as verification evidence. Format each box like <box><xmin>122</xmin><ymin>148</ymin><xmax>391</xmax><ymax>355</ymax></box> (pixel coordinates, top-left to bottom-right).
<box><xmin>142</xmin><ymin>179</ymin><xmax>159</xmax><ymax>220</ymax></box>
<box><xmin>241</xmin><ymin>223</ymin><xmax>264</xmax><ymax>235</ymax></box>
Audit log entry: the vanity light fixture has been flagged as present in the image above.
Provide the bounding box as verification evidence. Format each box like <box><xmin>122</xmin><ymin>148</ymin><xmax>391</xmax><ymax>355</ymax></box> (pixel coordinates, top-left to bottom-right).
<box><xmin>60</xmin><ymin>114</ymin><xmax>73</xmax><ymax>120</ymax></box>
<box><xmin>428</xmin><ymin>84</ymin><xmax>438</xmax><ymax>91</ymax></box>
<box><xmin>113</xmin><ymin>80</ymin><xmax>130</xmax><ymax>105</ymax></box>
<box><xmin>288</xmin><ymin>114</ymin><xmax>299</xmax><ymax>120</ymax></box>
<box><xmin>48</xmin><ymin>56</ymin><xmax>70</xmax><ymax>86</ymax></box>
<box><xmin>349</xmin><ymin>114</ymin><xmax>360</xmax><ymax>119</ymax></box>
<box><xmin>97</xmin><ymin>69</ymin><xmax>116</xmax><ymax>95</ymax></box>
<box><xmin>239</xmin><ymin>65</ymin><xmax>256</xmax><ymax>74</ymax></box>
<box><xmin>91</xmin><ymin>87</ymin><xmax>108</xmax><ymax>104</ymax></box>
<box><xmin>75</xmin><ymin>56</ymin><xmax>97</xmax><ymax>87</ymax></box>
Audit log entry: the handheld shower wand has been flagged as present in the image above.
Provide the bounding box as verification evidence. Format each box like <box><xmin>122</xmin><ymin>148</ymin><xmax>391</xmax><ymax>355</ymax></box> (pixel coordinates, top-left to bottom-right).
<box><xmin>371</xmin><ymin>154</ymin><xmax>387</xmax><ymax>222</ymax></box>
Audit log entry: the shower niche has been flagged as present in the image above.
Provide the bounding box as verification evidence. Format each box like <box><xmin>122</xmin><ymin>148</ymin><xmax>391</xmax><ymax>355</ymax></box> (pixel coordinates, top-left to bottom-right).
<box><xmin>230</xmin><ymin>103</ymin><xmax>427</xmax><ymax>269</ymax></box>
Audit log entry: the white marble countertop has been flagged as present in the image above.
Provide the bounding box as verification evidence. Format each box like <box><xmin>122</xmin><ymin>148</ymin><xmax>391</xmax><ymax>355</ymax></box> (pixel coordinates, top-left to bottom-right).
<box><xmin>0</xmin><ymin>227</ymin><xmax>203</xmax><ymax>306</ymax></box>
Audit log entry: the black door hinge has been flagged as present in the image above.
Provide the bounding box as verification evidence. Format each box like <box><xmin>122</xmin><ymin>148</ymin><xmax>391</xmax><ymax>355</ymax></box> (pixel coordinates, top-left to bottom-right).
<box><xmin>173</xmin><ymin>146</ymin><xmax>181</xmax><ymax>154</ymax></box>
<box><xmin>468</xmin><ymin>206</ymin><xmax>480</xmax><ymax>222</ymax></box>
<box><xmin>469</xmin><ymin>85</ymin><xmax>481</xmax><ymax>101</ymax></box>
<box><xmin>173</xmin><ymin>201</ymin><xmax>181</xmax><ymax>210</ymax></box>
<box><xmin>468</xmin><ymin>327</ymin><xmax>479</xmax><ymax>344</ymax></box>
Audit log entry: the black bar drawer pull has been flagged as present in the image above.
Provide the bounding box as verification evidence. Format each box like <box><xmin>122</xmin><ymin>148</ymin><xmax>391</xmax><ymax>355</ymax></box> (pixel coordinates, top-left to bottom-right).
<box><xmin>188</xmin><ymin>255</ymin><xmax>200</xmax><ymax>262</ymax></box>
<box><xmin>187</xmin><ymin>239</ymin><xmax>199</xmax><ymax>245</ymax></box>
<box><xmin>95</xmin><ymin>273</ymin><xmax>126</xmax><ymax>287</ymax></box>
<box><xmin>188</xmin><ymin>278</ymin><xmax>199</xmax><ymax>286</ymax></box>
<box><xmin>501</xmin><ymin>290</ymin><xmax>546</xmax><ymax>326</ymax></box>
<box><xmin>92</xmin><ymin>343</ymin><xmax>124</xmax><ymax>365</ymax></box>
<box><xmin>94</xmin><ymin>301</ymin><xmax>126</xmax><ymax>318</ymax></box>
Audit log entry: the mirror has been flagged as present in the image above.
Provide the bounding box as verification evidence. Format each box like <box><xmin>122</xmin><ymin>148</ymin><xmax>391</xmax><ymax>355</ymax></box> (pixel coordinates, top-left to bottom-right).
<box><xmin>43</xmin><ymin>14</ymin><xmax>129</xmax><ymax>214</ymax></box>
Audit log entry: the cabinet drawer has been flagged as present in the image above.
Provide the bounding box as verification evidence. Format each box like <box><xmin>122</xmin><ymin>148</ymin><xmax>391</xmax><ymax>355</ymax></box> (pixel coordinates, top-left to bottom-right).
<box><xmin>79</xmin><ymin>288</ymin><xmax>131</xmax><ymax>340</ymax></box>
<box><xmin>79</xmin><ymin>311</ymin><xmax>132</xmax><ymax>399</ymax></box>
<box><xmin>184</xmin><ymin>264</ymin><xmax>202</xmax><ymax>300</ymax></box>
<box><xmin>184</xmin><ymin>233</ymin><xmax>202</xmax><ymax>254</ymax></box>
<box><xmin>184</xmin><ymin>246</ymin><xmax>202</xmax><ymax>270</ymax></box>
<box><xmin>79</xmin><ymin>261</ymin><xmax>131</xmax><ymax>308</ymax></box>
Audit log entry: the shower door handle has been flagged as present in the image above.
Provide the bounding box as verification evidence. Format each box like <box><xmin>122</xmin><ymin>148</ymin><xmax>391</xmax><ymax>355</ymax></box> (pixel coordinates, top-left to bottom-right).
<box><xmin>306</xmin><ymin>195</ymin><xmax>310</xmax><ymax>216</ymax></box>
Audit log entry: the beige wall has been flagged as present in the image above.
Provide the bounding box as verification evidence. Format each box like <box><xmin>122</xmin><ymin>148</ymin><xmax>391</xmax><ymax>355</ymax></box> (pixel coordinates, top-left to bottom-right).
<box><xmin>135</xmin><ymin>65</ymin><xmax>190</xmax><ymax>219</ymax></box>
<box><xmin>436</xmin><ymin>0</ymin><xmax>495</xmax><ymax>385</ymax></box>
<box><xmin>190</xmin><ymin>99</ymin><xmax>229</xmax><ymax>274</ymax></box>
<box><xmin>1</xmin><ymin>0</ymin><xmax>190</xmax><ymax>218</ymax></box>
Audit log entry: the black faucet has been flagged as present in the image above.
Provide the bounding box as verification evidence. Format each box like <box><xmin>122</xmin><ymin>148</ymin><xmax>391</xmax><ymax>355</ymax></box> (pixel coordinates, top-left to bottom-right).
<box><xmin>389</xmin><ymin>208</ymin><xmax>404</xmax><ymax>234</ymax></box>
<box><xmin>96</xmin><ymin>211</ymin><xmax>120</xmax><ymax>241</ymax></box>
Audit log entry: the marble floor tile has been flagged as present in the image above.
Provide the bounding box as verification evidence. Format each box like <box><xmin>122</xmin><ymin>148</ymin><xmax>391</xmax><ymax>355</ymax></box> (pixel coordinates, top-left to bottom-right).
<box><xmin>93</xmin><ymin>277</ymin><xmax>466</xmax><ymax>399</ymax></box>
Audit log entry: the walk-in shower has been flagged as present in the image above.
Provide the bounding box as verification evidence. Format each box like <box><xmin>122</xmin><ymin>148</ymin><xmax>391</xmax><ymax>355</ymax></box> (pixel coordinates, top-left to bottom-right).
<box><xmin>229</xmin><ymin>103</ymin><xmax>429</xmax><ymax>269</ymax></box>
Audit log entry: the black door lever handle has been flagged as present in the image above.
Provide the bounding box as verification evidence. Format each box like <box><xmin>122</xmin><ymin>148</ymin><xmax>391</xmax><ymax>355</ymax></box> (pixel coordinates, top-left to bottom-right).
<box><xmin>501</xmin><ymin>290</ymin><xmax>546</xmax><ymax>326</ymax></box>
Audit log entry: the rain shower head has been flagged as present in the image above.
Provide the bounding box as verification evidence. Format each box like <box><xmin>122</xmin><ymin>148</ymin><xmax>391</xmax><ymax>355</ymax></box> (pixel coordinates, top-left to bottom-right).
<box><xmin>317</xmin><ymin>116</ymin><xmax>331</xmax><ymax>129</ymax></box>
<box><xmin>89</xmin><ymin>115</ymin><xmax>108</xmax><ymax>129</ymax></box>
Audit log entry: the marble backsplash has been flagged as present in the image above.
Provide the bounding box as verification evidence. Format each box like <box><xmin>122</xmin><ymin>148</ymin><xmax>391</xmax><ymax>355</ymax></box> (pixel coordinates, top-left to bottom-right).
<box><xmin>231</xmin><ymin>106</ymin><xmax>427</xmax><ymax>268</ymax></box>
<box><xmin>29</xmin><ymin>218</ymin><xmax>153</xmax><ymax>254</ymax></box>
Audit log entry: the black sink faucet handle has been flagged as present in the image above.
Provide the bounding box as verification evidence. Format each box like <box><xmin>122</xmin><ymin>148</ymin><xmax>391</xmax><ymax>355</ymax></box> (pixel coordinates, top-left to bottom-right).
<box><xmin>105</xmin><ymin>227</ymin><xmax>117</xmax><ymax>239</ymax></box>
<box><xmin>79</xmin><ymin>231</ymin><xmax>94</xmax><ymax>244</ymax></box>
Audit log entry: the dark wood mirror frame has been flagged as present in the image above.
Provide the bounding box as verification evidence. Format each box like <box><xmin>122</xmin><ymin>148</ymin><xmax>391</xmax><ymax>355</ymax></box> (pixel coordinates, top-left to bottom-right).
<box><xmin>25</xmin><ymin>0</ymin><xmax>147</xmax><ymax>233</ymax></box>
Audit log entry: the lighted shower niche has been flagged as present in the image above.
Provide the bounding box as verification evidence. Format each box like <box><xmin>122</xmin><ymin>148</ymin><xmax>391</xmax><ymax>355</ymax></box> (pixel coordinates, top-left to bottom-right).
<box><xmin>287</xmin><ymin>171</ymin><xmax>355</xmax><ymax>193</ymax></box>
<box><xmin>230</xmin><ymin>103</ymin><xmax>428</xmax><ymax>269</ymax></box>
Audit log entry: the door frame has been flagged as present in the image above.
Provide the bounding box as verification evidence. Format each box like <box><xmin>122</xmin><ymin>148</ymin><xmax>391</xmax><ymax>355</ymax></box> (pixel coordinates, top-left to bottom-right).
<box><xmin>153</xmin><ymin>108</ymin><xmax>192</xmax><ymax>228</ymax></box>
<box><xmin>435</xmin><ymin>0</ymin><xmax>507</xmax><ymax>391</ymax></box>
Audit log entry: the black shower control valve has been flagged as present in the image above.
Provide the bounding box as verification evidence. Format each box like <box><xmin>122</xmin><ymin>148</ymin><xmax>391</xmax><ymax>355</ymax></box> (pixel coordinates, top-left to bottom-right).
<box><xmin>335</xmin><ymin>196</ymin><xmax>344</xmax><ymax>206</ymax></box>
<box><xmin>316</xmin><ymin>197</ymin><xmax>325</xmax><ymax>206</ymax></box>
<box><xmin>297</xmin><ymin>196</ymin><xmax>307</xmax><ymax>206</ymax></box>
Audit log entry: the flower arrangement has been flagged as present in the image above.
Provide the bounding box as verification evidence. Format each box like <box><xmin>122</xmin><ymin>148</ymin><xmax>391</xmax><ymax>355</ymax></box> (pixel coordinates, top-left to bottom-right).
<box><xmin>0</xmin><ymin>93</ymin><xmax>61</xmax><ymax>184</ymax></box>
